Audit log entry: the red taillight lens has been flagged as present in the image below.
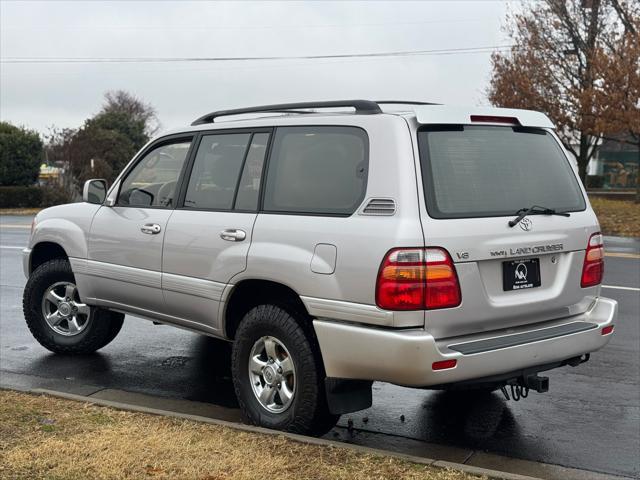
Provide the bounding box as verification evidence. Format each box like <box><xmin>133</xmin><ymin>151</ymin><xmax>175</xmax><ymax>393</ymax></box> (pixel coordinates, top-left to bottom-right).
<box><xmin>432</xmin><ymin>359</ymin><xmax>457</xmax><ymax>370</ymax></box>
<box><xmin>424</xmin><ymin>249</ymin><xmax>461</xmax><ymax>309</ymax></box>
<box><xmin>376</xmin><ymin>249</ymin><xmax>425</xmax><ymax>310</ymax></box>
<box><xmin>581</xmin><ymin>233</ymin><xmax>604</xmax><ymax>288</ymax></box>
<box><xmin>601</xmin><ymin>325</ymin><xmax>614</xmax><ymax>335</ymax></box>
<box><xmin>376</xmin><ymin>248</ymin><xmax>461</xmax><ymax>310</ymax></box>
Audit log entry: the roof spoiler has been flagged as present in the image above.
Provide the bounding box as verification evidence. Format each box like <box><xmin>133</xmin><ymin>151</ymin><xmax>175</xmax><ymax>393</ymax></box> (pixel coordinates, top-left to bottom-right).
<box><xmin>414</xmin><ymin>105</ymin><xmax>555</xmax><ymax>129</ymax></box>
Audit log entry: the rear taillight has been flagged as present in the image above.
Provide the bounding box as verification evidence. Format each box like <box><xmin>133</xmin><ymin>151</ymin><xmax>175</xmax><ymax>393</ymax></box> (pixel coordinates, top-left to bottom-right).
<box><xmin>581</xmin><ymin>233</ymin><xmax>604</xmax><ymax>288</ymax></box>
<box><xmin>376</xmin><ymin>247</ymin><xmax>461</xmax><ymax>310</ymax></box>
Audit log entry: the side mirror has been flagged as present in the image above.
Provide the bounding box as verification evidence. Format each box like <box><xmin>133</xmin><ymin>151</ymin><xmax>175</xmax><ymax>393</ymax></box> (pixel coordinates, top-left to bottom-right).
<box><xmin>83</xmin><ymin>179</ymin><xmax>108</xmax><ymax>204</ymax></box>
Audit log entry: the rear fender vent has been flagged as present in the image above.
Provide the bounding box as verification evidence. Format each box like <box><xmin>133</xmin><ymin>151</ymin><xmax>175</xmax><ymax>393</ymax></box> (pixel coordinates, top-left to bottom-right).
<box><xmin>360</xmin><ymin>198</ymin><xmax>396</xmax><ymax>216</ymax></box>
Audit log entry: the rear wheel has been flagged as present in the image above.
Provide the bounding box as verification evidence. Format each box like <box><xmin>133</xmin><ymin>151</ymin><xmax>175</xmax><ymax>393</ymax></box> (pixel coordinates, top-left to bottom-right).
<box><xmin>231</xmin><ymin>304</ymin><xmax>338</xmax><ymax>435</ymax></box>
<box><xmin>23</xmin><ymin>258</ymin><xmax>124</xmax><ymax>354</ymax></box>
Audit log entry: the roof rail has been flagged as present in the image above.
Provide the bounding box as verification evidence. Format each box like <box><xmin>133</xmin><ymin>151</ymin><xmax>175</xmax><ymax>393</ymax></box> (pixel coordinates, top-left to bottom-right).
<box><xmin>191</xmin><ymin>100</ymin><xmax>383</xmax><ymax>125</ymax></box>
<box><xmin>376</xmin><ymin>100</ymin><xmax>441</xmax><ymax>106</ymax></box>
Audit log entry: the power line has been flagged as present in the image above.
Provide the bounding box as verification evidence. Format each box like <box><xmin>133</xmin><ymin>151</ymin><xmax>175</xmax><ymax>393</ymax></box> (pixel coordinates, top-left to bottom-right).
<box><xmin>1</xmin><ymin>45</ymin><xmax>514</xmax><ymax>64</ymax></box>
<box><xmin>3</xmin><ymin>18</ymin><xmax>493</xmax><ymax>31</ymax></box>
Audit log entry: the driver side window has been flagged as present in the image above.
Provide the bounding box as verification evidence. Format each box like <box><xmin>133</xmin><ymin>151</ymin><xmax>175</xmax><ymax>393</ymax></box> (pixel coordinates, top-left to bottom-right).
<box><xmin>118</xmin><ymin>139</ymin><xmax>192</xmax><ymax>207</ymax></box>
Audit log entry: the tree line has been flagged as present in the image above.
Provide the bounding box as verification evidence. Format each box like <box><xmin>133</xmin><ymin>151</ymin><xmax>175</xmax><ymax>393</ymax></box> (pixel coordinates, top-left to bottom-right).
<box><xmin>0</xmin><ymin>91</ymin><xmax>158</xmax><ymax>205</ymax></box>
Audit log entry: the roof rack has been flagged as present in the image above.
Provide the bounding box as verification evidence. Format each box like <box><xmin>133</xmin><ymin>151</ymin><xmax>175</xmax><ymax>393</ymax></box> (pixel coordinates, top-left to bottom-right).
<box><xmin>376</xmin><ymin>100</ymin><xmax>441</xmax><ymax>106</ymax></box>
<box><xmin>191</xmin><ymin>100</ymin><xmax>383</xmax><ymax>125</ymax></box>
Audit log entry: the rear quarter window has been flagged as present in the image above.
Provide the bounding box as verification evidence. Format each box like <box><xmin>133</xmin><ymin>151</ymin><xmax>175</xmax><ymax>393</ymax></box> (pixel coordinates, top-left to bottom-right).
<box><xmin>263</xmin><ymin>126</ymin><xmax>368</xmax><ymax>215</ymax></box>
<box><xmin>418</xmin><ymin>126</ymin><xmax>586</xmax><ymax>219</ymax></box>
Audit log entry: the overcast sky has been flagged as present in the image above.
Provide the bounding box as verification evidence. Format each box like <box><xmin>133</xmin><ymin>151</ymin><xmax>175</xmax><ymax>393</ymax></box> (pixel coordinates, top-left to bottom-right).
<box><xmin>1</xmin><ymin>0</ymin><xmax>519</xmax><ymax>136</ymax></box>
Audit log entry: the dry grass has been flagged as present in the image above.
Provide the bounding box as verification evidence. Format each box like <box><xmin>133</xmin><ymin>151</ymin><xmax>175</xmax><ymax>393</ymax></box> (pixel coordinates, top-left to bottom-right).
<box><xmin>0</xmin><ymin>390</ymin><xmax>479</xmax><ymax>480</ymax></box>
<box><xmin>590</xmin><ymin>197</ymin><xmax>640</xmax><ymax>238</ymax></box>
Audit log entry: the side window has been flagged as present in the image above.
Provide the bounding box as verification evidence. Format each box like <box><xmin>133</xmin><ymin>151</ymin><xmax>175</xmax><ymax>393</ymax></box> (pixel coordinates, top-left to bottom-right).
<box><xmin>263</xmin><ymin>126</ymin><xmax>368</xmax><ymax>215</ymax></box>
<box><xmin>234</xmin><ymin>133</ymin><xmax>269</xmax><ymax>211</ymax></box>
<box><xmin>184</xmin><ymin>133</ymin><xmax>251</xmax><ymax>210</ymax></box>
<box><xmin>118</xmin><ymin>140</ymin><xmax>192</xmax><ymax>208</ymax></box>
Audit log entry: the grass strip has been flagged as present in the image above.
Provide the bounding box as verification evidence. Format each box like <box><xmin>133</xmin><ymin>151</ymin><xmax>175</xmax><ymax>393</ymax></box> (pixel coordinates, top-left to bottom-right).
<box><xmin>0</xmin><ymin>390</ymin><xmax>480</xmax><ymax>480</ymax></box>
<box><xmin>590</xmin><ymin>197</ymin><xmax>640</xmax><ymax>238</ymax></box>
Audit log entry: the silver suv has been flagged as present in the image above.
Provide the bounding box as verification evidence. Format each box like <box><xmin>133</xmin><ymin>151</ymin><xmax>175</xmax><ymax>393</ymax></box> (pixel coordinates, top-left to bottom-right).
<box><xmin>22</xmin><ymin>100</ymin><xmax>617</xmax><ymax>434</ymax></box>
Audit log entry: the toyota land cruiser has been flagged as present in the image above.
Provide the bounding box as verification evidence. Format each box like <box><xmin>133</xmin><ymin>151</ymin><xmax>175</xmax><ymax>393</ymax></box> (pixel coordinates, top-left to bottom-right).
<box><xmin>22</xmin><ymin>100</ymin><xmax>617</xmax><ymax>435</ymax></box>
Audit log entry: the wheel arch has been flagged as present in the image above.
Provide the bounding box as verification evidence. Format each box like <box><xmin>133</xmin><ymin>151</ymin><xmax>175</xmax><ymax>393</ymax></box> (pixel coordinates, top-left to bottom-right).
<box><xmin>29</xmin><ymin>241</ymin><xmax>69</xmax><ymax>274</ymax></box>
<box><xmin>222</xmin><ymin>279</ymin><xmax>311</xmax><ymax>340</ymax></box>
<box><xmin>28</xmin><ymin>204</ymin><xmax>99</xmax><ymax>272</ymax></box>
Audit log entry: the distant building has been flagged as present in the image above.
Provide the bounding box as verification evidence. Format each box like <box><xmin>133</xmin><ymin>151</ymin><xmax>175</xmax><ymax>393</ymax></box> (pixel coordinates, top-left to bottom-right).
<box><xmin>587</xmin><ymin>137</ymin><xmax>638</xmax><ymax>189</ymax></box>
<box><xmin>38</xmin><ymin>163</ymin><xmax>64</xmax><ymax>186</ymax></box>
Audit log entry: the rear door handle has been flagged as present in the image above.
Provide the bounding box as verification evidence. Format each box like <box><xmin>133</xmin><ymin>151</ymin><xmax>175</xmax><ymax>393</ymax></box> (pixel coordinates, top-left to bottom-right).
<box><xmin>220</xmin><ymin>229</ymin><xmax>246</xmax><ymax>242</ymax></box>
<box><xmin>141</xmin><ymin>223</ymin><xmax>161</xmax><ymax>235</ymax></box>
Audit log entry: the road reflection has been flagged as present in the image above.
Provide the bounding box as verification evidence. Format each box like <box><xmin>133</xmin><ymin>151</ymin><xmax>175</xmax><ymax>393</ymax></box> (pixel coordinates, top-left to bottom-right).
<box><xmin>28</xmin><ymin>351</ymin><xmax>114</xmax><ymax>380</ymax></box>
<box><xmin>419</xmin><ymin>390</ymin><xmax>523</xmax><ymax>446</ymax></box>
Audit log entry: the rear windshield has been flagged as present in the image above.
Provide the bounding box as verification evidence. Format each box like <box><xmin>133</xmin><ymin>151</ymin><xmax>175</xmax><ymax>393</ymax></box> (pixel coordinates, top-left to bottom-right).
<box><xmin>417</xmin><ymin>126</ymin><xmax>586</xmax><ymax>219</ymax></box>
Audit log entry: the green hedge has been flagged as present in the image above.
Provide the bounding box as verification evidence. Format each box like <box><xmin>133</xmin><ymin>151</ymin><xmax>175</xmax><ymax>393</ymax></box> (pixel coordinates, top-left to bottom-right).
<box><xmin>0</xmin><ymin>186</ymin><xmax>73</xmax><ymax>208</ymax></box>
<box><xmin>586</xmin><ymin>175</ymin><xmax>605</xmax><ymax>189</ymax></box>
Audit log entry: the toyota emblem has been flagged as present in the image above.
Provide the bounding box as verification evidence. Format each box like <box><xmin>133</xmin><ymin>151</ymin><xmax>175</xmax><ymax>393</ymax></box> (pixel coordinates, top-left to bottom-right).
<box><xmin>520</xmin><ymin>218</ymin><xmax>533</xmax><ymax>231</ymax></box>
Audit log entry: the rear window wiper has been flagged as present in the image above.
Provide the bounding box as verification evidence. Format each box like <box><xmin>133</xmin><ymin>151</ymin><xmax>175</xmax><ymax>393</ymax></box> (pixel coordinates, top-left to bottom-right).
<box><xmin>508</xmin><ymin>205</ymin><xmax>570</xmax><ymax>228</ymax></box>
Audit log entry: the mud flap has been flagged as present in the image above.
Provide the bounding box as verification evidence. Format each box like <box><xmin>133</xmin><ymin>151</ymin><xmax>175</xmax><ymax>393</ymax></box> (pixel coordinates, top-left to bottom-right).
<box><xmin>325</xmin><ymin>378</ymin><xmax>373</xmax><ymax>415</ymax></box>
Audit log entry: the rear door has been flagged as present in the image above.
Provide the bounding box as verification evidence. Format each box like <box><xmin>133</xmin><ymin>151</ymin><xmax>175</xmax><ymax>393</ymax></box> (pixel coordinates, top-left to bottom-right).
<box><xmin>416</xmin><ymin>123</ymin><xmax>600</xmax><ymax>339</ymax></box>
<box><xmin>161</xmin><ymin>130</ymin><xmax>270</xmax><ymax>333</ymax></box>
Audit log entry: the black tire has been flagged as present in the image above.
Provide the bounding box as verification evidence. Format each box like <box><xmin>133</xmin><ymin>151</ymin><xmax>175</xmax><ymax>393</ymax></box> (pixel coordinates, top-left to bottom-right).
<box><xmin>231</xmin><ymin>304</ymin><xmax>339</xmax><ymax>435</ymax></box>
<box><xmin>23</xmin><ymin>258</ymin><xmax>124</xmax><ymax>354</ymax></box>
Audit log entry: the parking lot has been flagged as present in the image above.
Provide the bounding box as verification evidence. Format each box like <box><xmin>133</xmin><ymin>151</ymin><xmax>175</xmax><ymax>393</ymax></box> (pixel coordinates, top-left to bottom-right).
<box><xmin>1</xmin><ymin>215</ymin><xmax>638</xmax><ymax>479</ymax></box>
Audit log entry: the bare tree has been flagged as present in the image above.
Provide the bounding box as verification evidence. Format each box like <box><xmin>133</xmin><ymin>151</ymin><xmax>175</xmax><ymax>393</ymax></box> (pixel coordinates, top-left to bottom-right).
<box><xmin>488</xmin><ymin>0</ymin><xmax>637</xmax><ymax>182</ymax></box>
<box><xmin>46</xmin><ymin>91</ymin><xmax>160</xmax><ymax>194</ymax></box>
<box><xmin>103</xmin><ymin>90</ymin><xmax>160</xmax><ymax>137</ymax></box>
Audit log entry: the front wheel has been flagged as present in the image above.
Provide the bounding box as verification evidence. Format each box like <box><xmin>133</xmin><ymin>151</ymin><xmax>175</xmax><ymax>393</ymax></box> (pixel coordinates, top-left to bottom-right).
<box><xmin>23</xmin><ymin>258</ymin><xmax>124</xmax><ymax>354</ymax></box>
<box><xmin>231</xmin><ymin>304</ymin><xmax>338</xmax><ymax>435</ymax></box>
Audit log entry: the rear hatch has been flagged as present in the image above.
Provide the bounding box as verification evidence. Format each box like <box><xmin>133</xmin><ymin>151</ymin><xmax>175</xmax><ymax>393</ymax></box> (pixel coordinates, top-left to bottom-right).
<box><xmin>416</xmin><ymin>123</ymin><xmax>600</xmax><ymax>339</ymax></box>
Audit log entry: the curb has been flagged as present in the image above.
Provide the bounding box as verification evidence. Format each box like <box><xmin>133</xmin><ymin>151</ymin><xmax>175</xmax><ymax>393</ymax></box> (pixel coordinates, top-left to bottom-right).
<box><xmin>28</xmin><ymin>387</ymin><xmax>540</xmax><ymax>480</ymax></box>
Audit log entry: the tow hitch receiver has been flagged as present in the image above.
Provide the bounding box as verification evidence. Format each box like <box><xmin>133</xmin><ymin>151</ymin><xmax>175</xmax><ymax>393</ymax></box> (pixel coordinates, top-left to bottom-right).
<box><xmin>498</xmin><ymin>354</ymin><xmax>591</xmax><ymax>401</ymax></box>
<box><xmin>501</xmin><ymin>374</ymin><xmax>549</xmax><ymax>401</ymax></box>
<box><xmin>523</xmin><ymin>373</ymin><xmax>549</xmax><ymax>393</ymax></box>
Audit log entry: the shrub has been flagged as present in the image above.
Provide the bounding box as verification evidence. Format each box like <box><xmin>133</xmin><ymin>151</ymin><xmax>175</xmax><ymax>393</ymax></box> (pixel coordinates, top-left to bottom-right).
<box><xmin>0</xmin><ymin>186</ymin><xmax>43</xmax><ymax>208</ymax></box>
<box><xmin>0</xmin><ymin>185</ymin><xmax>73</xmax><ymax>208</ymax></box>
<box><xmin>586</xmin><ymin>175</ymin><xmax>605</xmax><ymax>189</ymax></box>
<box><xmin>0</xmin><ymin>122</ymin><xmax>43</xmax><ymax>186</ymax></box>
<box><xmin>40</xmin><ymin>185</ymin><xmax>74</xmax><ymax>207</ymax></box>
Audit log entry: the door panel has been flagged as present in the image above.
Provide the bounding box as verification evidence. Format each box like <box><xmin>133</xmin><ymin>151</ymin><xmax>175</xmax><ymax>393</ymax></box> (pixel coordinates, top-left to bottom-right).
<box><xmin>161</xmin><ymin>131</ymin><xmax>269</xmax><ymax>331</ymax></box>
<box><xmin>85</xmin><ymin>136</ymin><xmax>193</xmax><ymax>315</ymax></box>
<box><xmin>87</xmin><ymin>206</ymin><xmax>173</xmax><ymax>313</ymax></box>
<box><xmin>161</xmin><ymin>210</ymin><xmax>257</xmax><ymax>330</ymax></box>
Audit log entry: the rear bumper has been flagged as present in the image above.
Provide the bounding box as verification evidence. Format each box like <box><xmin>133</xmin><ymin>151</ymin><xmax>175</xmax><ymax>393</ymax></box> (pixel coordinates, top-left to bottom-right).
<box><xmin>313</xmin><ymin>296</ymin><xmax>617</xmax><ymax>387</ymax></box>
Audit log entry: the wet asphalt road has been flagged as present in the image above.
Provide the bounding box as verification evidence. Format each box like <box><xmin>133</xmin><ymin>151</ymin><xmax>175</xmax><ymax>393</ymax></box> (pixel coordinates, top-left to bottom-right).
<box><xmin>1</xmin><ymin>216</ymin><xmax>638</xmax><ymax>478</ymax></box>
